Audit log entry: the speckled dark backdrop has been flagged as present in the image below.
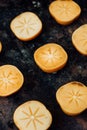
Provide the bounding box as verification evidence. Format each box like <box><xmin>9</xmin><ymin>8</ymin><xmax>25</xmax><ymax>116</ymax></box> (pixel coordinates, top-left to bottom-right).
<box><xmin>0</xmin><ymin>0</ymin><xmax>87</xmax><ymax>130</ymax></box>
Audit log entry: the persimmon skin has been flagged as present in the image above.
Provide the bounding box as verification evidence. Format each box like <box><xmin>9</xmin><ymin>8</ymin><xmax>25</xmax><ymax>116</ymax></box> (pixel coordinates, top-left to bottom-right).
<box><xmin>34</xmin><ymin>43</ymin><xmax>68</xmax><ymax>73</ymax></box>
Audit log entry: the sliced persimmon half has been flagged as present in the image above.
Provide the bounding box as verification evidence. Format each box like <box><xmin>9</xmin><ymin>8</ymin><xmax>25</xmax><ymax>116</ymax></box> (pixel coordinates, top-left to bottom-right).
<box><xmin>0</xmin><ymin>42</ymin><xmax>2</xmax><ymax>52</ymax></box>
<box><xmin>0</xmin><ymin>65</ymin><xmax>24</xmax><ymax>96</ymax></box>
<box><xmin>49</xmin><ymin>1</ymin><xmax>81</xmax><ymax>25</ymax></box>
<box><xmin>56</xmin><ymin>81</ymin><xmax>87</xmax><ymax>116</ymax></box>
<box><xmin>10</xmin><ymin>12</ymin><xmax>42</xmax><ymax>41</ymax></box>
<box><xmin>34</xmin><ymin>43</ymin><xmax>68</xmax><ymax>73</ymax></box>
<box><xmin>13</xmin><ymin>100</ymin><xmax>52</xmax><ymax>130</ymax></box>
<box><xmin>72</xmin><ymin>24</ymin><xmax>87</xmax><ymax>55</ymax></box>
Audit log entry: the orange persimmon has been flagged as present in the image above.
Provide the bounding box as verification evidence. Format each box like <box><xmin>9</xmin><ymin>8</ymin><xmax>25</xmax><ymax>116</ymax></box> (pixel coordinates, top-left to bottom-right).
<box><xmin>56</xmin><ymin>81</ymin><xmax>87</xmax><ymax>116</ymax></box>
<box><xmin>49</xmin><ymin>0</ymin><xmax>81</xmax><ymax>25</ymax></box>
<box><xmin>34</xmin><ymin>43</ymin><xmax>68</xmax><ymax>73</ymax></box>
<box><xmin>13</xmin><ymin>100</ymin><xmax>52</xmax><ymax>130</ymax></box>
<box><xmin>0</xmin><ymin>42</ymin><xmax>2</xmax><ymax>52</ymax></box>
<box><xmin>0</xmin><ymin>65</ymin><xmax>24</xmax><ymax>96</ymax></box>
<box><xmin>10</xmin><ymin>12</ymin><xmax>42</xmax><ymax>41</ymax></box>
<box><xmin>72</xmin><ymin>24</ymin><xmax>87</xmax><ymax>55</ymax></box>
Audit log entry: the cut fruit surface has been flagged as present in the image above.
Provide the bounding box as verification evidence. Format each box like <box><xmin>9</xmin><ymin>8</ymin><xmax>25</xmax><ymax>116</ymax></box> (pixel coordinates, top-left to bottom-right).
<box><xmin>72</xmin><ymin>24</ymin><xmax>87</xmax><ymax>55</ymax></box>
<box><xmin>56</xmin><ymin>81</ymin><xmax>87</xmax><ymax>116</ymax></box>
<box><xmin>49</xmin><ymin>1</ymin><xmax>81</xmax><ymax>25</ymax></box>
<box><xmin>10</xmin><ymin>12</ymin><xmax>42</xmax><ymax>41</ymax></box>
<box><xmin>0</xmin><ymin>65</ymin><xmax>24</xmax><ymax>96</ymax></box>
<box><xmin>13</xmin><ymin>100</ymin><xmax>52</xmax><ymax>130</ymax></box>
<box><xmin>34</xmin><ymin>43</ymin><xmax>68</xmax><ymax>73</ymax></box>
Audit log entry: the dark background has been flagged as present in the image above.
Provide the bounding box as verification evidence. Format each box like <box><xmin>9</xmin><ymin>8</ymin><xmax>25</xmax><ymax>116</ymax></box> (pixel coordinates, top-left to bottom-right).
<box><xmin>0</xmin><ymin>0</ymin><xmax>87</xmax><ymax>130</ymax></box>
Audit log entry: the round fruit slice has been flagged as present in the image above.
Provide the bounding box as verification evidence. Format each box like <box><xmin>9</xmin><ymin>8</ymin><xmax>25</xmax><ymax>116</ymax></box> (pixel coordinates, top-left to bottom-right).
<box><xmin>10</xmin><ymin>12</ymin><xmax>42</xmax><ymax>41</ymax></box>
<box><xmin>0</xmin><ymin>65</ymin><xmax>24</xmax><ymax>96</ymax></box>
<box><xmin>56</xmin><ymin>81</ymin><xmax>87</xmax><ymax>116</ymax></box>
<box><xmin>72</xmin><ymin>24</ymin><xmax>87</xmax><ymax>55</ymax></box>
<box><xmin>34</xmin><ymin>43</ymin><xmax>68</xmax><ymax>73</ymax></box>
<box><xmin>13</xmin><ymin>100</ymin><xmax>52</xmax><ymax>130</ymax></box>
<box><xmin>49</xmin><ymin>1</ymin><xmax>81</xmax><ymax>25</ymax></box>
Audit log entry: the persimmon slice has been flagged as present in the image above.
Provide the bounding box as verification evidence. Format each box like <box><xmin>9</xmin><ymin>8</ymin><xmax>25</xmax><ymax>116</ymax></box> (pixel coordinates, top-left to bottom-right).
<box><xmin>56</xmin><ymin>81</ymin><xmax>87</xmax><ymax>116</ymax></box>
<box><xmin>0</xmin><ymin>42</ymin><xmax>2</xmax><ymax>52</ymax></box>
<box><xmin>10</xmin><ymin>12</ymin><xmax>42</xmax><ymax>41</ymax></box>
<box><xmin>72</xmin><ymin>24</ymin><xmax>87</xmax><ymax>55</ymax></box>
<box><xmin>0</xmin><ymin>65</ymin><xmax>24</xmax><ymax>96</ymax></box>
<box><xmin>13</xmin><ymin>100</ymin><xmax>52</xmax><ymax>130</ymax></box>
<box><xmin>34</xmin><ymin>43</ymin><xmax>68</xmax><ymax>73</ymax></box>
<box><xmin>49</xmin><ymin>1</ymin><xmax>81</xmax><ymax>25</ymax></box>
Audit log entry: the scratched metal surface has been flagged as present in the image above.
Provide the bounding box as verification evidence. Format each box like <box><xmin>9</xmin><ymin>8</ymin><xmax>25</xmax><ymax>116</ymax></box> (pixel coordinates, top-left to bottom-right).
<box><xmin>0</xmin><ymin>0</ymin><xmax>87</xmax><ymax>130</ymax></box>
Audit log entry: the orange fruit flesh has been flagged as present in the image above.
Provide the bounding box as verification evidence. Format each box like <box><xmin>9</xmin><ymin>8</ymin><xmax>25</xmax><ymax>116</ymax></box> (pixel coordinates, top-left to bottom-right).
<box><xmin>0</xmin><ymin>65</ymin><xmax>24</xmax><ymax>96</ymax></box>
<box><xmin>49</xmin><ymin>1</ymin><xmax>81</xmax><ymax>25</ymax></box>
<box><xmin>72</xmin><ymin>24</ymin><xmax>87</xmax><ymax>55</ymax></box>
<box><xmin>56</xmin><ymin>81</ymin><xmax>87</xmax><ymax>116</ymax></box>
<box><xmin>34</xmin><ymin>43</ymin><xmax>68</xmax><ymax>73</ymax></box>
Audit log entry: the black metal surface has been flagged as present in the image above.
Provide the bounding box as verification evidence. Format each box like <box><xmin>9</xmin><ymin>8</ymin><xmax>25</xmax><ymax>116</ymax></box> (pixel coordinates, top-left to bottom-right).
<box><xmin>0</xmin><ymin>0</ymin><xmax>87</xmax><ymax>130</ymax></box>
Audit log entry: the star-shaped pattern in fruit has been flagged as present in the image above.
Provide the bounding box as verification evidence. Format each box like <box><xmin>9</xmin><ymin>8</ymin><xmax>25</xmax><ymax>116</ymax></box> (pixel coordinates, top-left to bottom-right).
<box><xmin>55</xmin><ymin>2</ymin><xmax>77</xmax><ymax>18</ymax></box>
<box><xmin>20</xmin><ymin>106</ymin><xmax>45</xmax><ymax>130</ymax></box>
<box><xmin>0</xmin><ymin>70</ymin><xmax>18</xmax><ymax>89</ymax></box>
<box><xmin>66</xmin><ymin>88</ymin><xmax>85</xmax><ymax>106</ymax></box>
<box><xmin>39</xmin><ymin>47</ymin><xmax>62</xmax><ymax>66</ymax></box>
<box><xmin>15</xmin><ymin>17</ymin><xmax>35</xmax><ymax>35</ymax></box>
